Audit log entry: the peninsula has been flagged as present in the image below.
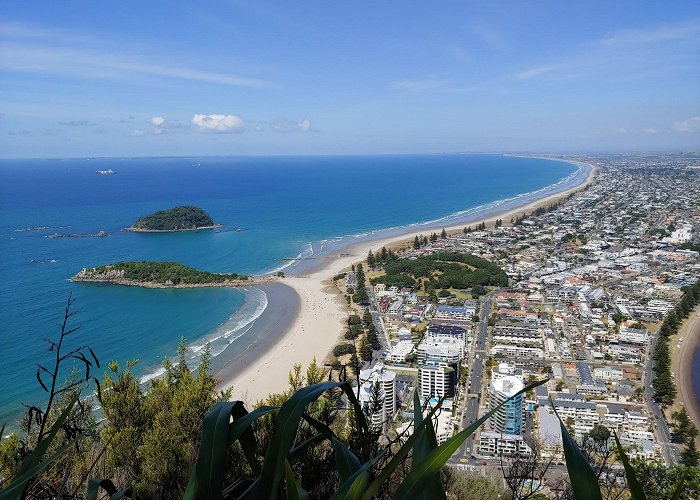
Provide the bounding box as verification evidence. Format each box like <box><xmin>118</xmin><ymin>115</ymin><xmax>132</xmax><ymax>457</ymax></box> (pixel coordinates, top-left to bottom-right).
<box><xmin>129</xmin><ymin>206</ymin><xmax>220</xmax><ymax>232</ymax></box>
<box><xmin>71</xmin><ymin>261</ymin><xmax>256</xmax><ymax>288</ymax></box>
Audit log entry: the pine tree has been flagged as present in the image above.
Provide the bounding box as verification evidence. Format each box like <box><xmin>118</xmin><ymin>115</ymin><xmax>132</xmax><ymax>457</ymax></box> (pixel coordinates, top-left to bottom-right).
<box><xmin>359</xmin><ymin>336</ymin><xmax>372</xmax><ymax>362</ymax></box>
<box><xmin>413</xmin><ymin>235</ymin><xmax>420</xmax><ymax>249</ymax></box>
<box><xmin>367</xmin><ymin>250</ymin><xmax>375</xmax><ymax>268</ymax></box>
<box><xmin>380</xmin><ymin>246</ymin><xmax>388</xmax><ymax>261</ymax></box>
<box><xmin>363</xmin><ymin>308</ymin><xmax>373</xmax><ymax>328</ymax></box>
<box><xmin>440</xmin><ymin>227</ymin><xmax>447</xmax><ymax>239</ymax></box>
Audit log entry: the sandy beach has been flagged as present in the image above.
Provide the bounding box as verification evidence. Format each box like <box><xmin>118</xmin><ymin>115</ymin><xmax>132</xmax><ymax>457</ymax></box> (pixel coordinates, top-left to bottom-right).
<box><xmin>219</xmin><ymin>159</ymin><xmax>598</xmax><ymax>403</ymax></box>
<box><xmin>671</xmin><ymin>307</ymin><xmax>700</xmax><ymax>441</ymax></box>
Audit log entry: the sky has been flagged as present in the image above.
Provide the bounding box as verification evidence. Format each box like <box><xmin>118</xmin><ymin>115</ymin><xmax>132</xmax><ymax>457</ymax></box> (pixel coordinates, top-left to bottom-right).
<box><xmin>0</xmin><ymin>1</ymin><xmax>699</xmax><ymax>158</ymax></box>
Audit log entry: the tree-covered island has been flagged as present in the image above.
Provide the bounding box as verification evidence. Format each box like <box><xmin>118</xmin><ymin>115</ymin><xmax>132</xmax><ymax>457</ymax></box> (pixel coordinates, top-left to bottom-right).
<box><xmin>71</xmin><ymin>261</ymin><xmax>257</xmax><ymax>288</ymax></box>
<box><xmin>129</xmin><ymin>205</ymin><xmax>220</xmax><ymax>232</ymax></box>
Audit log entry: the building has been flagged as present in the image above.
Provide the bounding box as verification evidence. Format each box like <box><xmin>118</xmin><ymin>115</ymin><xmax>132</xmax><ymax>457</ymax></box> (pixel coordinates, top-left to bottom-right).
<box><xmin>359</xmin><ymin>365</ymin><xmax>397</xmax><ymax>429</ymax></box>
<box><xmin>489</xmin><ymin>376</ymin><xmax>525</xmax><ymax>435</ymax></box>
<box><xmin>479</xmin><ymin>432</ymin><xmax>533</xmax><ymax>457</ymax></box>
<box><xmin>491</xmin><ymin>344</ymin><xmax>544</xmax><ymax>358</ymax></box>
<box><xmin>419</xmin><ymin>359</ymin><xmax>456</xmax><ymax>400</ymax></box>
<box><xmin>417</xmin><ymin>336</ymin><xmax>463</xmax><ymax>364</ymax></box>
<box><xmin>537</xmin><ymin>406</ymin><xmax>563</xmax><ymax>458</ymax></box>
<box><xmin>386</xmin><ymin>340</ymin><xmax>414</xmax><ymax>364</ymax></box>
<box><xmin>434</xmin><ymin>304</ymin><xmax>474</xmax><ymax>321</ymax></box>
<box><xmin>593</xmin><ymin>366</ymin><xmax>624</xmax><ymax>382</ymax></box>
<box><xmin>425</xmin><ymin>323</ymin><xmax>470</xmax><ymax>349</ymax></box>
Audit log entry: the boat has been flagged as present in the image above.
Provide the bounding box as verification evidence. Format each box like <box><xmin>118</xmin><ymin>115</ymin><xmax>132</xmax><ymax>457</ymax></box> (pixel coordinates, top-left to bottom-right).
<box><xmin>96</xmin><ymin>169</ymin><xmax>116</xmax><ymax>175</ymax></box>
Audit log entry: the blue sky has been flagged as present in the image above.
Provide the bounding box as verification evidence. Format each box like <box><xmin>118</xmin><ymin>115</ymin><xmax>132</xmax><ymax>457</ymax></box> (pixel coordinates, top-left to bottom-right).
<box><xmin>1</xmin><ymin>1</ymin><xmax>699</xmax><ymax>157</ymax></box>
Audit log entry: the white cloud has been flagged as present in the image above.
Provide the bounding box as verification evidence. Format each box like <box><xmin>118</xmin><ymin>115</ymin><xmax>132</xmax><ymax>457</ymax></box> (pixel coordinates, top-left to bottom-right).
<box><xmin>191</xmin><ymin>114</ymin><xmax>245</xmax><ymax>134</ymax></box>
<box><xmin>513</xmin><ymin>21</ymin><xmax>700</xmax><ymax>83</ymax></box>
<box><xmin>616</xmin><ymin>128</ymin><xmax>627</xmax><ymax>134</ymax></box>
<box><xmin>130</xmin><ymin>129</ymin><xmax>145</xmax><ymax>137</ymax></box>
<box><xmin>644</xmin><ymin>128</ymin><xmax>657</xmax><ymax>135</ymax></box>
<box><xmin>673</xmin><ymin>116</ymin><xmax>700</xmax><ymax>133</ymax></box>
<box><xmin>149</xmin><ymin>116</ymin><xmax>185</xmax><ymax>134</ymax></box>
<box><xmin>271</xmin><ymin>117</ymin><xmax>313</xmax><ymax>133</ymax></box>
<box><xmin>0</xmin><ymin>23</ymin><xmax>269</xmax><ymax>88</ymax></box>
<box><xmin>298</xmin><ymin>118</ymin><xmax>311</xmax><ymax>132</ymax></box>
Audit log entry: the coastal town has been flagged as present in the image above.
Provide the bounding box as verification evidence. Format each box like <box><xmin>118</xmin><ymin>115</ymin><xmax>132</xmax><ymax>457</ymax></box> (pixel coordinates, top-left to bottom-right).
<box><xmin>331</xmin><ymin>153</ymin><xmax>700</xmax><ymax>494</ymax></box>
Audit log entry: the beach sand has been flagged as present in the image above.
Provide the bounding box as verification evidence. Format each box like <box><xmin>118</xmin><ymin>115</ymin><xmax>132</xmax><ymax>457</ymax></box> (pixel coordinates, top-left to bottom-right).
<box><xmin>218</xmin><ymin>160</ymin><xmax>598</xmax><ymax>403</ymax></box>
<box><xmin>671</xmin><ymin>307</ymin><xmax>700</xmax><ymax>444</ymax></box>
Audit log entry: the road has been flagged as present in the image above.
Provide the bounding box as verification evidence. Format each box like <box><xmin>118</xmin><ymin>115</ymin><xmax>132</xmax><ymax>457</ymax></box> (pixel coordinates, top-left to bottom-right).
<box><xmin>450</xmin><ymin>295</ymin><xmax>492</xmax><ymax>464</ymax></box>
<box><xmin>367</xmin><ymin>290</ymin><xmax>390</xmax><ymax>351</ymax></box>
<box><xmin>645</xmin><ymin>332</ymin><xmax>679</xmax><ymax>466</ymax></box>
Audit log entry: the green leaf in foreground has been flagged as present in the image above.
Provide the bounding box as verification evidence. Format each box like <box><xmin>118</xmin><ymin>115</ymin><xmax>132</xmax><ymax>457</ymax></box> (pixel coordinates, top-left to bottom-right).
<box><xmin>285</xmin><ymin>459</ymin><xmax>310</xmax><ymax>500</ymax></box>
<box><xmin>1</xmin><ymin>393</ymin><xmax>80</xmax><ymax>500</ymax></box>
<box><xmin>249</xmin><ymin>381</ymin><xmax>367</xmax><ymax>500</ymax></box>
<box><xmin>389</xmin><ymin>378</ymin><xmax>547</xmax><ymax>500</ymax></box>
<box><xmin>410</xmin><ymin>391</ymin><xmax>444</xmax><ymax>500</ymax></box>
<box><xmin>613</xmin><ymin>431</ymin><xmax>645</xmax><ymax>500</ymax></box>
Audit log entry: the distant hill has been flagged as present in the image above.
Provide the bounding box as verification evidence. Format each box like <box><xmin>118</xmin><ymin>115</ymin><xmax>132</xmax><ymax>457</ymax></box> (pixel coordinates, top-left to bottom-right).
<box><xmin>131</xmin><ymin>206</ymin><xmax>218</xmax><ymax>232</ymax></box>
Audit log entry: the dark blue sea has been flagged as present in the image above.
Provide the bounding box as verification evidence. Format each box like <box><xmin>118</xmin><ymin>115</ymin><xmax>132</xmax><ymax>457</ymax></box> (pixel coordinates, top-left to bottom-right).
<box><xmin>0</xmin><ymin>154</ymin><xmax>586</xmax><ymax>423</ymax></box>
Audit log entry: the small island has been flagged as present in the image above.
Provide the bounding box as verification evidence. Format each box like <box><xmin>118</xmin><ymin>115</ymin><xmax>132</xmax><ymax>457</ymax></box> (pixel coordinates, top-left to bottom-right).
<box><xmin>129</xmin><ymin>206</ymin><xmax>220</xmax><ymax>232</ymax></box>
<box><xmin>71</xmin><ymin>261</ymin><xmax>260</xmax><ymax>288</ymax></box>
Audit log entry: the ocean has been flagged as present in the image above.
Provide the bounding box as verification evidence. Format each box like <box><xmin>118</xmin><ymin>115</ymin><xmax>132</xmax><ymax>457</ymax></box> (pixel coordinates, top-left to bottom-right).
<box><xmin>0</xmin><ymin>154</ymin><xmax>586</xmax><ymax>423</ymax></box>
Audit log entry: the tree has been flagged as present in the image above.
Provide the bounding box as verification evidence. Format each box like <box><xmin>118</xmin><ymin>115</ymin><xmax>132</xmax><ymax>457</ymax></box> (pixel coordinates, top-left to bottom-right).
<box><xmin>367</xmin><ymin>249</ymin><xmax>375</xmax><ymax>268</ymax></box>
<box><xmin>359</xmin><ymin>336</ymin><xmax>373</xmax><ymax>362</ymax></box>
<box><xmin>672</xmin><ymin>408</ymin><xmax>694</xmax><ymax>444</ymax></box>
<box><xmin>362</xmin><ymin>308</ymin><xmax>373</xmax><ymax>328</ymax></box>
<box><xmin>413</xmin><ymin>235</ymin><xmax>420</xmax><ymax>249</ymax></box>
<box><xmin>631</xmin><ymin>460</ymin><xmax>700</xmax><ymax>500</ymax></box>
<box><xmin>442</xmin><ymin>468</ymin><xmax>507</xmax><ymax>499</ymax></box>
<box><xmin>501</xmin><ymin>437</ymin><xmax>557</xmax><ymax>500</ymax></box>
<box><xmin>440</xmin><ymin>227</ymin><xmax>447</xmax><ymax>239</ymax></box>
<box><xmin>404</xmin><ymin>353</ymin><xmax>418</xmax><ymax>364</ymax></box>
<box><xmin>681</xmin><ymin>440</ymin><xmax>700</xmax><ymax>467</ymax></box>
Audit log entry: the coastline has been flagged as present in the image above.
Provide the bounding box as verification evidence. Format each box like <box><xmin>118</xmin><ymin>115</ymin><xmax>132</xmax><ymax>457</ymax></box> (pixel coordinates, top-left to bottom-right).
<box><xmin>218</xmin><ymin>158</ymin><xmax>598</xmax><ymax>403</ymax></box>
<box><xmin>671</xmin><ymin>307</ymin><xmax>700</xmax><ymax>443</ymax></box>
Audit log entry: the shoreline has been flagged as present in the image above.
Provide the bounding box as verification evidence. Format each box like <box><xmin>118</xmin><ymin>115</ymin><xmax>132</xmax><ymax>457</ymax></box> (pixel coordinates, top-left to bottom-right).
<box><xmin>218</xmin><ymin>158</ymin><xmax>598</xmax><ymax>403</ymax></box>
<box><xmin>672</xmin><ymin>308</ymin><xmax>700</xmax><ymax>442</ymax></box>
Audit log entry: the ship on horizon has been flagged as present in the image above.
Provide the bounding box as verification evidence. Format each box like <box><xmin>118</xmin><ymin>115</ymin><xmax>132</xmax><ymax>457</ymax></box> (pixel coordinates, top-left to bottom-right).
<box><xmin>96</xmin><ymin>169</ymin><xmax>116</xmax><ymax>175</ymax></box>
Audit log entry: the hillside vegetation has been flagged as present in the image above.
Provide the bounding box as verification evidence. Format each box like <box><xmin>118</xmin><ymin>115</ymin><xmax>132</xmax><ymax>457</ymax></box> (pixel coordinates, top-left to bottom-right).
<box><xmin>370</xmin><ymin>252</ymin><xmax>508</xmax><ymax>290</ymax></box>
<box><xmin>87</xmin><ymin>261</ymin><xmax>247</xmax><ymax>285</ymax></box>
<box><xmin>132</xmin><ymin>205</ymin><xmax>216</xmax><ymax>231</ymax></box>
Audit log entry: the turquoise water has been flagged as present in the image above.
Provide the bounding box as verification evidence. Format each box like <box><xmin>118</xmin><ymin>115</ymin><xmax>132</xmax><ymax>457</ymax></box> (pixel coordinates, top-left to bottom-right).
<box><xmin>0</xmin><ymin>154</ymin><xmax>585</xmax><ymax>423</ymax></box>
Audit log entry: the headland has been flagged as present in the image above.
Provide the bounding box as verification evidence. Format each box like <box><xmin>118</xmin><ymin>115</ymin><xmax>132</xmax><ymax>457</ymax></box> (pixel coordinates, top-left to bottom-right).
<box><xmin>71</xmin><ymin>261</ymin><xmax>265</xmax><ymax>288</ymax></box>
